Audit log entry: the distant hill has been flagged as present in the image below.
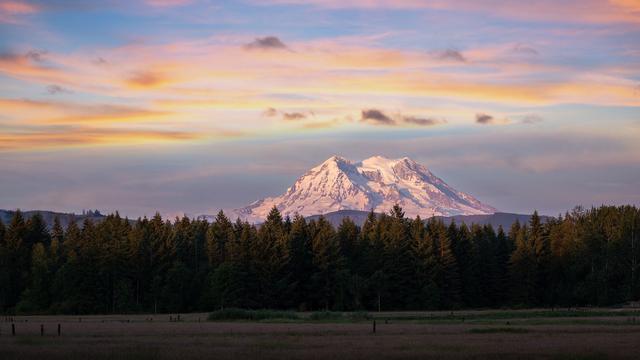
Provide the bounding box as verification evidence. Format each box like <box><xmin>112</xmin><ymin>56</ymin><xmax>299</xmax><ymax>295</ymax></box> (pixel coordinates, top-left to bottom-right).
<box><xmin>2</xmin><ymin>208</ymin><xmax>550</xmax><ymax>232</ymax></box>
<box><xmin>306</xmin><ymin>210</ymin><xmax>551</xmax><ymax>229</ymax></box>
<box><xmin>0</xmin><ymin>209</ymin><xmax>106</xmax><ymax>229</ymax></box>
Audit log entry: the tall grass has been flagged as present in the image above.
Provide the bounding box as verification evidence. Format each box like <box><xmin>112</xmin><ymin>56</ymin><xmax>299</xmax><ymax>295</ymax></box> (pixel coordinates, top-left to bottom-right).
<box><xmin>207</xmin><ymin>308</ymin><xmax>299</xmax><ymax>321</ymax></box>
<box><xmin>468</xmin><ymin>327</ymin><xmax>530</xmax><ymax>334</ymax></box>
<box><xmin>309</xmin><ymin>311</ymin><xmax>371</xmax><ymax>321</ymax></box>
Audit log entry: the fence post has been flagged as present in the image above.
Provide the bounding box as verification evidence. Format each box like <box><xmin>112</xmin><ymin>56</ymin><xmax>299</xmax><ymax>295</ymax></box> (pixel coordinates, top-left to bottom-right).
<box><xmin>372</xmin><ymin>320</ymin><xmax>376</xmax><ymax>333</ymax></box>
<box><xmin>40</xmin><ymin>324</ymin><xmax>44</xmax><ymax>336</ymax></box>
<box><xmin>58</xmin><ymin>323</ymin><xmax>61</xmax><ymax>336</ymax></box>
<box><xmin>12</xmin><ymin>323</ymin><xmax>15</xmax><ymax>336</ymax></box>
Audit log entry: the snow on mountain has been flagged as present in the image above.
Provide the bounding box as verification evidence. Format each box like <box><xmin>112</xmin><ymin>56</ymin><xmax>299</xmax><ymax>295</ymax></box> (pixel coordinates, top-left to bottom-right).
<box><xmin>233</xmin><ymin>155</ymin><xmax>496</xmax><ymax>222</ymax></box>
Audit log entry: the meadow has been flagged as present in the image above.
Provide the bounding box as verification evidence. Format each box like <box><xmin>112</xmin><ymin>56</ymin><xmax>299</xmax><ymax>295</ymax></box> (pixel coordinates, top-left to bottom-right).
<box><xmin>1</xmin><ymin>308</ymin><xmax>640</xmax><ymax>359</ymax></box>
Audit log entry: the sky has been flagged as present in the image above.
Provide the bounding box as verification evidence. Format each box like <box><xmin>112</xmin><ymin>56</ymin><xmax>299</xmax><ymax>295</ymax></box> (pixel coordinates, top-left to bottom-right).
<box><xmin>0</xmin><ymin>0</ymin><xmax>639</xmax><ymax>218</ymax></box>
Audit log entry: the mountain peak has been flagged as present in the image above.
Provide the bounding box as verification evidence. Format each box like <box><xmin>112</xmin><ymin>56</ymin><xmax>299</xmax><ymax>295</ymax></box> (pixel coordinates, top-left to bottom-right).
<box><xmin>325</xmin><ymin>155</ymin><xmax>350</xmax><ymax>163</ymax></box>
<box><xmin>235</xmin><ymin>156</ymin><xmax>496</xmax><ymax>222</ymax></box>
<box><xmin>318</xmin><ymin>155</ymin><xmax>351</xmax><ymax>168</ymax></box>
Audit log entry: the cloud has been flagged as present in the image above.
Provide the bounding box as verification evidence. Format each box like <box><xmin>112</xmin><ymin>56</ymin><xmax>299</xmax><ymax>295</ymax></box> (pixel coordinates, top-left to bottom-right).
<box><xmin>244</xmin><ymin>36</ymin><xmax>288</xmax><ymax>50</ymax></box>
<box><xmin>476</xmin><ymin>113</ymin><xmax>513</xmax><ymax>125</ymax></box>
<box><xmin>360</xmin><ymin>109</ymin><xmax>444</xmax><ymax>127</ymax></box>
<box><xmin>125</xmin><ymin>71</ymin><xmax>167</xmax><ymax>89</ymax></box>
<box><xmin>432</xmin><ymin>49</ymin><xmax>466</xmax><ymax>62</ymax></box>
<box><xmin>0</xmin><ymin>49</ymin><xmax>46</xmax><ymax>63</ymax></box>
<box><xmin>521</xmin><ymin>114</ymin><xmax>544</xmax><ymax>124</ymax></box>
<box><xmin>282</xmin><ymin>112</ymin><xmax>307</xmax><ymax>120</ymax></box>
<box><xmin>92</xmin><ymin>57</ymin><xmax>108</xmax><ymax>65</ymax></box>
<box><xmin>0</xmin><ymin>98</ymin><xmax>170</xmax><ymax>125</ymax></box>
<box><xmin>0</xmin><ymin>127</ymin><xmax>200</xmax><ymax>151</ymax></box>
<box><xmin>402</xmin><ymin>116</ymin><xmax>445</xmax><ymax>126</ymax></box>
<box><xmin>262</xmin><ymin>107</ymin><xmax>278</xmax><ymax>117</ymax></box>
<box><xmin>260</xmin><ymin>1</ymin><xmax>640</xmax><ymax>26</ymax></box>
<box><xmin>46</xmin><ymin>84</ymin><xmax>72</xmax><ymax>95</ymax></box>
<box><xmin>263</xmin><ymin>107</ymin><xmax>312</xmax><ymax>121</ymax></box>
<box><xmin>476</xmin><ymin>113</ymin><xmax>511</xmax><ymax>125</ymax></box>
<box><xmin>361</xmin><ymin>109</ymin><xmax>395</xmax><ymax>125</ymax></box>
<box><xmin>512</xmin><ymin>43</ymin><xmax>538</xmax><ymax>56</ymax></box>
<box><xmin>0</xmin><ymin>1</ymin><xmax>39</xmax><ymax>23</ymax></box>
<box><xmin>475</xmin><ymin>113</ymin><xmax>494</xmax><ymax>124</ymax></box>
<box><xmin>145</xmin><ymin>0</ymin><xmax>192</xmax><ymax>7</ymax></box>
<box><xmin>25</xmin><ymin>49</ymin><xmax>47</xmax><ymax>62</ymax></box>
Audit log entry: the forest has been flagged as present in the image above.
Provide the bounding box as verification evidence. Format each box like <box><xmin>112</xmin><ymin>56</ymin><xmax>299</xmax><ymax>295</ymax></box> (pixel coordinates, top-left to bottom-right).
<box><xmin>0</xmin><ymin>205</ymin><xmax>638</xmax><ymax>314</ymax></box>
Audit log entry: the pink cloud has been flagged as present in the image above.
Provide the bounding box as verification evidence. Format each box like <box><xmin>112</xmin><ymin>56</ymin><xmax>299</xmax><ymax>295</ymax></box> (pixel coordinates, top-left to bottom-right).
<box><xmin>262</xmin><ymin>0</ymin><xmax>640</xmax><ymax>25</ymax></box>
<box><xmin>0</xmin><ymin>0</ymin><xmax>39</xmax><ymax>23</ymax></box>
<box><xmin>145</xmin><ymin>0</ymin><xmax>193</xmax><ymax>7</ymax></box>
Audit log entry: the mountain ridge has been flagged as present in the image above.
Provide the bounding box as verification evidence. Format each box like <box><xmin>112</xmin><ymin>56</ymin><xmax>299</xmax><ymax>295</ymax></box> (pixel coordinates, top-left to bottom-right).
<box><xmin>304</xmin><ymin>209</ymin><xmax>550</xmax><ymax>230</ymax></box>
<box><xmin>1</xmin><ymin>208</ymin><xmax>548</xmax><ymax>231</ymax></box>
<box><xmin>234</xmin><ymin>155</ymin><xmax>496</xmax><ymax>222</ymax></box>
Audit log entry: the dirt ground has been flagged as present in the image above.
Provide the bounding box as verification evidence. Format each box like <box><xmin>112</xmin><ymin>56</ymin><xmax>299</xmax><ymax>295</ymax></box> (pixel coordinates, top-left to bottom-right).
<box><xmin>1</xmin><ymin>311</ymin><xmax>639</xmax><ymax>359</ymax></box>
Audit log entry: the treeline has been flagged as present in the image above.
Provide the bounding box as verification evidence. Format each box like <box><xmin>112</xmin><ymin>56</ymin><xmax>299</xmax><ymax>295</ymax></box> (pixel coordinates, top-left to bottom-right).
<box><xmin>0</xmin><ymin>205</ymin><xmax>638</xmax><ymax>314</ymax></box>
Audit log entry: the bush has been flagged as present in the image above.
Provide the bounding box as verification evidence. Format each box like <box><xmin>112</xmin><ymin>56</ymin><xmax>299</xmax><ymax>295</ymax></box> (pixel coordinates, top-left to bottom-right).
<box><xmin>349</xmin><ymin>311</ymin><xmax>372</xmax><ymax>321</ymax></box>
<box><xmin>309</xmin><ymin>311</ymin><xmax>344</xmax><ymax>321</ymax></box>
<box><xmin>208</xmin><ymin>308</ymin><xmax>299</xmax><ymax>321</ymax></box>
<box><xmin>308</xmin><ymin>311</ymin><xmax>371</xmax><ymax>321</ymax></box>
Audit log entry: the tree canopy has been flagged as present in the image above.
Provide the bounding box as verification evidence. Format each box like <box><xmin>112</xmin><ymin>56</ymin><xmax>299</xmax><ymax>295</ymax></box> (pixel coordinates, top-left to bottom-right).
<box><xmin>0</xmin><ymin>205</ymin><xmax>638</xmax><ymax>314</ymax></box>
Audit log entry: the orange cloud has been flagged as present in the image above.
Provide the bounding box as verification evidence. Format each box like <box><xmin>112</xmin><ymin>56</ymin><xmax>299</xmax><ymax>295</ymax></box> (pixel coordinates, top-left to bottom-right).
<box><xmin>0</xmin><ymin>98</ymin><xmax>171</xmax><ymax>125</ymax></box>
<box><xmin>0</xmin><ymin>1</ymin><xmax>38</xmax><ymax>23</ymax></box>
<box><xmin>145</xmin><ymin>0</ymin><xmax>193</xmax><ymax>7</ymax></box>
<box><xmin>4</xmin><ymin>37</ymin><xmax>635</xmax><ymax>109</ymax></box>
<box><xmin>125</xmin><ymin>70</ymin><xmax>171</xmax><ymax>89</ymax></box>
<box><xmin>263</xmin><ymin>0</ymin><xmax>640</xmax><ymax>25</ymax></box>
<box><xmin>1</xmin><ymin>31</ymin><xmax>638</xmax><ymax>153</ymax></box>
<box><xmin>0</xmin><ymin>127</ymin><xmax>200</xmax><ymax>152</ymax></box>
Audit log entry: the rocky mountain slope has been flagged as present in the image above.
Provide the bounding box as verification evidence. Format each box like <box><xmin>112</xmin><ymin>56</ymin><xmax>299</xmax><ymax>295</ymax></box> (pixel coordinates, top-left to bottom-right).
<box><xmin>234</xmin><ymin>155</ymin><xmax>496</xmax><ymax>222</ymax></box>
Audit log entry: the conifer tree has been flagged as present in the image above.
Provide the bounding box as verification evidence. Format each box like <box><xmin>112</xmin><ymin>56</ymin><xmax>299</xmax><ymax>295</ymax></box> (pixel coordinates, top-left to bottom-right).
<box><xmin>1</xmin><ymin>204</ymin><xmax>639</xmax><ymax>313</ymax></box>
<box><xmin>206</xmin><ymin>210</ymin><xmax>234</xmax><ymax>268</ymax></box>
<box><xmin>310</xmin><ymin>216</ymin><xmax>340</xmax><ymax>310</ymax></box>
<box><xmin>18</xmin><ymin>243</ymin><xmax>52</xmax><ymax>312</ymax></box>
<box><xmin>529</xmin><ymin>211</ymin><xmax>551</xmax><ymax>304</ymax></box>
<box><xmin>0</xmin><ymin>217</ymin><xmax>7</xmax><ymax>310</ymax></box>
<box><xmin>494</xmin><ymin>225</ymin><xmax>511</xmax><ymax>302</ymax></box>
<box><xmin>2</xmin><ymin>210</ymin><xmax>28</xmax><ymax>310</ymax></box>
<box><xmin>435</xmin><ymin>223</ymin><xmax>461</xmax><ymax>308</ymax></box>
<box><xmin>453</xmin><ymin>223</ymin><xmax>479</xmax><ymax>307</ymax></box>
<box><xmin>509</xmin><ymin>226</ymin><xmax>536</xmax><ymax>305</ymax></box>
<box><xmin>381</xmin><ymin>205</ymin><xmax>416</xmax><ymax>309</ymax></box>
<box><xmin>0</xmin><ymin>218</ymin><xmax>5</xmax><ymax>243</ymax></box>
<box><xmin>337</xmin><ymin>217</ymin><xmax>359</xmax><ymax>269</ymax></box>
<box><xmin>256</xmin><ymin>206</ymin><xmax>290</xmax><ymax>307</ymax></box>
<box><xmin>288</xmin><ymin>215</ymin><xmax>313</xmax><ymax>309</ymax></box>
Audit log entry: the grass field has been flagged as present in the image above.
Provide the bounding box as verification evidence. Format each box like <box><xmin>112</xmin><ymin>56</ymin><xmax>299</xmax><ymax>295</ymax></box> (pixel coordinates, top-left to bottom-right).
<box><xmin>1</xmin><ymin>308</ymin><xmax>640</xmax><ymax>359</ymax></box>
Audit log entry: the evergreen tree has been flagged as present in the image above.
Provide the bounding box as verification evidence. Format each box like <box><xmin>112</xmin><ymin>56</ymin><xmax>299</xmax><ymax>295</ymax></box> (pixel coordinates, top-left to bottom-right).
<box><xmin>2</xmin><ymin>210</ymin><xmax>28</xmax><ymax>310</ymax></box>
<box><xmin>494</xmin><ymin>226</ymin><xmax>511</xmax><ymax>302</ymax></box>
<box><xmin>310</xmin><ymin>216</ymin><xmax>340</xmax><ymax>310</ymax></box>
<box><xmin>530</xmin><ymin>211</ymin><xmax>551</xmax><ymax>305</ymax></box>
<box><xmin>17</xmin><ymin>243</ymin><xmax>52</xmax><ymax>312</ymax></box>
<box><xmin>453</xmin><ymin>223</ymin><xmax>479</xmax><ymax>307</ymax></box>
<box><xmin>337</xmin><ymin>217</ymin><xmax>359</xmax><ymax>269</ymax></box>
<box><xmin>380</xmin><ymin>205</ymin><xmax>416</xmax><ymax>309</ymax></box>
<box><xmin>206</xmin><ymin>211</ymin><xmax>234</xmax><ymax>268</ymax></box>
<box><xmin>509</xmin><ymin>226</ymin><xmax>536</xmax><ymax>305</ymax></box>
<box><xmin>256</xmin><ymin>206</ymin><xmax>290</xmax><ymax>307</ymax></box>
<box><xmin>1</xmin><ymin>204</ymin><xmax>638</xmax><ymax>314</ymax></box>
<box><xmin>435</xmin><ymin>223</ymin><xmax>461</xmax><ymax>308</ymax></box>
<box><xmin>26</xmin><ymin>213</ymin><xmax>50</xmax><ymax>248</ymax></box>
<box><xmin>287</xmin><ymin>215</ymin><xmax>313</xmax><ymax>309</ymax></box>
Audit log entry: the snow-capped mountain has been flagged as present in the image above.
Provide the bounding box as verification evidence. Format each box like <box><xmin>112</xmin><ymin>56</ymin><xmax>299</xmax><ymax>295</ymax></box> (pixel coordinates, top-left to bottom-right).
<box><xmin>233</xmin><ymin>155</ymin><xmax>496</xmax><ymax>222</ymax></box>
